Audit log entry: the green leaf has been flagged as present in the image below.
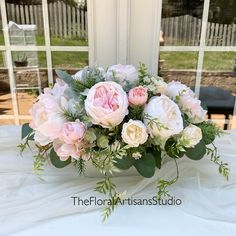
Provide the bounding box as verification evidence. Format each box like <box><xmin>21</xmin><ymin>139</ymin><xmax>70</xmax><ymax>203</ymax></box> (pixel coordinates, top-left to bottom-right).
<box><xmin>50</xmin><ymin>148</ymin><xmax>71</xmax><ymax>168</ymax></box>
<box><xmin>21</xmin><ymin>123</ymin><xmax>33</xmax><ymax>139</ymax></box>
<box><xmin>133</xmin><ymin>153</ymin><xmax>156</xmax><ymax>178</ymax></box>
<box><xmin>185</xmin><ymin>139</ymin><xmax>206</xmax><ymax>160</ymax></box>
<box><xmin>152</xmin><ymin>149</ymin><xmax>162</xmax><ymax>169</ymax></box>
<box><xmin>55</xmin><ymin>70</ymin><xmax>74</xmax><ymax>86</ymax></box>
<box><xmin>114</xmin><ymin>156</ymin><xmax>134</xmax><ymax>170</ymax></box>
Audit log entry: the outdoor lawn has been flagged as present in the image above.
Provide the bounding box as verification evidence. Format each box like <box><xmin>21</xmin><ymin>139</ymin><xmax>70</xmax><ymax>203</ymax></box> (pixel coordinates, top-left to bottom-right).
<box><xmin>1</xmin><ymin>34</ymin><xmax>236</xmax><ymax>71</ymax></box>
<box><xmin>160</xmin><ymin>52</ymin><xmax>236</xmax><ymax>71</ymax></box>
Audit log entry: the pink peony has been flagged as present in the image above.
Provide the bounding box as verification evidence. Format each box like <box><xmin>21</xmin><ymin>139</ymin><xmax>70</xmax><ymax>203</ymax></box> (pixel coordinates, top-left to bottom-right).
<box><xmin>179</xmin><ymin>94</ymin><xmax>207</xmax><ymax>123</ymax></box>
<box><xmin>29</xmin><ymin>93</ymin><xmax>66</xmax><ymax>146</ymax></box>
<box><xmin>85</xmin><ymin>81</ymin><xmax>128</xmax><ymax>128</ymax></box>
<box><xmin>53</xmin><ymin>140</ymin><xmax>83</xmax><ymax>161</ymax></box>
<box><xmin>128</xmin><ymin>86</ymin><xmax>148</xmax><ymax>106</ymax></box>
<box><xmin>61</xmin><ymin>120</ymin><xmax>86</xmax><ymax>145</ymax></box>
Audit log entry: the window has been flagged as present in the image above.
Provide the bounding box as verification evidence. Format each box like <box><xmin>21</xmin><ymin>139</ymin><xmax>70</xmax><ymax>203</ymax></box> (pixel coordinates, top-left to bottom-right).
<box><xmin>0</xmin><ymin>0</ymin><xmax>88</xmax><ymax>125</ymax></box>
<box><xmin>159</xmin><ymin>0</ymin><xmax>236</xmax><ymax>129</ymax></box>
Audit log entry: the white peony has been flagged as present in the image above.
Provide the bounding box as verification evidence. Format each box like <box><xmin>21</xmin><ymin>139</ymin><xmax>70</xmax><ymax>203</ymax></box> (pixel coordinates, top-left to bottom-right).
<box><xmin>144</xmin><ymin>95</ymin><xmax>183</xmax><ymax>140</ymax></box>
<box><xmin>84</xmin><ymin>81</ymin><xmax>129</xmax><ymax>128</ymax></box>
<box><xmin>180</xmin><ymin>124</ymin><xmax>202</xmax><ymax>148</ymax></box>
<box><xmin>105</xmin><ymin>64</ymin><xmax>138</xmax><ymax>87</ymax></box>
<box><xmin>167</xmin><ymin>80</ymin><xmax>195</xmax><ymax>100</ymax></box>
<box><xmin>121</xmin><ymin>120</ymin><xmax>148</xmax><ymax>147</ymax></box>
<box><xmin>167</xmin><ymin>81</ymin><xmax>207</xmax><ymax>124</ymax></box>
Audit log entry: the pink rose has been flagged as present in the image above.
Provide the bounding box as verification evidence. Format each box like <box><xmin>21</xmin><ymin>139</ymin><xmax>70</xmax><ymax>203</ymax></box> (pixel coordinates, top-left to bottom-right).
<box><xmin>61</xmin><ymin>120</ymin><xmax>86</xmax><ymax>144</ymax></box>
<box><xmin>128</xmin><ymin>86</ymin><xmax>148</xmax><ymax>106</ymax></box>
<box><xmin>85</xmin><ymin>81</ymin><xmax>128</xmax><ymax>128</ymax></box>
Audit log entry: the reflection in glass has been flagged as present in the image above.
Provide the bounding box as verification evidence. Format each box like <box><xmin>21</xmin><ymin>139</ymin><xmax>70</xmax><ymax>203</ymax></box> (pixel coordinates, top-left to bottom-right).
<box><xmin>159</xmin><ymin>51</ymin><xmax>198</xmax><ymax>88</ymax></box>
<box><xmin>5</xmin><ymin>0</ymin><xmax>45</xmax><ymax>45</ymax></box>
<box><xmin>200</xmin><ymin>52</ymin><xmax>236</xmax><ymax>129</ymax></box>
<box><xmin>161</xmin><ymin>0</ymin><xmax>204</xmax><ymax>46</ymax></box>
<box><xmin>48</xmin><ymin>0</ymin><xmax>88</xmax><ymax>46</ymax></box>
<box><xmin>206</xmin><ymin>0</ymin><xmax>236</xmax><ymax>46</ymax></box>
<box><xmin>52</xmin><ymin>51</ymin><xmax>88</xmax><ymax>69</ymax></box>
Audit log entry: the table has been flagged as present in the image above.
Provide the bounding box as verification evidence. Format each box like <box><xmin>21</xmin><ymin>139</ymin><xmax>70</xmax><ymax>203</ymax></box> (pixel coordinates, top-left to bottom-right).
<box><xmin>0</xmin><ymin>125</ymin><xmax>236</xmax><ymax>236</ymax></box>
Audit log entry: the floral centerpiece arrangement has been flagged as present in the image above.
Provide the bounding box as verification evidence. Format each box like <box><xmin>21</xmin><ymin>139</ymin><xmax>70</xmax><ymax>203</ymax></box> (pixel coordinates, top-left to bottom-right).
<box><xmin>19</xmin><ymin>63</ymin><xmax>229</xmax><ymax>220</ymax></box>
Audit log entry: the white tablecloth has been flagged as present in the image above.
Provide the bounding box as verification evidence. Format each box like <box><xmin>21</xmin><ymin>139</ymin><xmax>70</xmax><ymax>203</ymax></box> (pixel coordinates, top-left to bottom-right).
<box><xmin>0</xmin><ymin>125</ymin><xmax>236</xmax><ymax>236</ymax></box>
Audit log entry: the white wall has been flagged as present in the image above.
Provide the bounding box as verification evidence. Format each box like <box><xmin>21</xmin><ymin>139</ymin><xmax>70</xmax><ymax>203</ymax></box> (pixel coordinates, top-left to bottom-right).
<box><xmin>87</xmin><ymin>0</ymin><xmax>162</xmax><ymax>73</ymax></box>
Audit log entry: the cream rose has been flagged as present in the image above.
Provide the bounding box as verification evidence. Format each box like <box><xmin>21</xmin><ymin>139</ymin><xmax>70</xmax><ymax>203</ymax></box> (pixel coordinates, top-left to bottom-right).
<box><xmin>121</xmin><ymin>120</ymin><xmax>148</xmax><ymax>147</ymax></box>
<box><xmin>180</xmin><ymin>124</ymin><xmax>202</xmax><ymax>148</ymax></box>
<box><xmin>84</xmin><ymin>81</ymin><xmax>129</xmax><ymax>128</ymax></box>
<box><xmin>144</xmin><ymin>95</ymin><xmax>183</xmax><ymax>139</ymax></box>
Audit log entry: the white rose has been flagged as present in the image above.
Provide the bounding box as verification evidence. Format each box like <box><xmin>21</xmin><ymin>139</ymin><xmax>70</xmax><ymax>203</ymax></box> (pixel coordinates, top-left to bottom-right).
<box><xmin>144</xmin><ymin>95</ymin><xmax>183</xmax><ymax>139</ymax></box>
<box><xmin>180</xmin><ymin>124</ymin><xmax>202</xmax><ymax>147</ymax></box>
<box><xmin>105</xmin><ymin>64</ymin><xmax>138</xmax><ymax>87</ymax></box>
<box><xmin>84</xmin><ymin>81</ymin><xmax>128</xmax><ymax>128</ymax></box>
<box><xmin>167</xmin><ymin>81</ymin><xmax>195</xmax><ymax>100</ymax></box>
<box><xmin>121</xmin><ymin>120</ymin><xmax>148</xmax><ymax>147</ymax></box>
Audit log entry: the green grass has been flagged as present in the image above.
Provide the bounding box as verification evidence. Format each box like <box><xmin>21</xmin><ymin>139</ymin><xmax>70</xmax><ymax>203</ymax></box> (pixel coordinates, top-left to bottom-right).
<box><xmin>1</xmin><ymin>33</ymin><xmax>236</xmax><ymax>71</ymax></box>
<box><xmin>160</xmin><ymin>52</ymin><xmax>236</xmax><ymax>71</ymax></box>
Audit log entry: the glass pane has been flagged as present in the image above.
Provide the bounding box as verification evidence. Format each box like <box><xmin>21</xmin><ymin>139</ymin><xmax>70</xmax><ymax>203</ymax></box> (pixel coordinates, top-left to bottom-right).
<box><xmin>48</xmin><ymin>0</ymin><xmax>88</xmax><ymax>46</ymax></box>
<box><xmin>206</xmin><ymin>0</ymin><xmax>236</xmax><ymax>46</ymax></box>
<box><xmin>201</xmin><ymin>52</ymin><xmax>236</xmax><ymax>129</ymax></box>
<box><xmin>6</xmin><ymin>0</ymin><xmax>45</xmax><ymax>45</ymax></box>
<box><xmin>0</xmin><ymin>7</ymin><xmax>4</xmax><ymax>45</ymax></box>
<box><xmin>159</xmin><ymin>52</ymin><xmax>198</xmax><ymax>88</ymax></box>
<box><xmin>11</xmin><ymin>51</ymin><xmax>47</xmax><ymax>115</ymax></box>
<box><xmin>0</xmin><ymin>69</ymin><xmax>13</xmax><ymax>116</ymax></box>
<box><xmin>161</xmin><ymin>0</ymin><xmax>204</xmax><ymax>46</ymax></box>
<box><xmin>52</xmin><ymin>51</ymin><xmax>88</xmax><ymax>69</ymax></box>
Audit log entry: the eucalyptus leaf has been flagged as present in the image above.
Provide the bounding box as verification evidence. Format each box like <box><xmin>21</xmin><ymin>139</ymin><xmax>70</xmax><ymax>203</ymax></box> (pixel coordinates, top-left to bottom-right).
<box><xmin>21</xmin><ymin>123</ymin><xmax>33</xmax><ymax>140</ymax></box>
<box><xmin>55</xmin><ymin>70</ymin><xmax>74</xmax><ymax>86</ymax></box>
<box><xmin>114</xmin><ymin>156</ymin><xmax>134</xmax><ymax>170</ymax></box>
<box><xmin>133</xmin><ymin>153</ymin><xmax>156</xmax><ymax>178</ymax></box>
<box><xmin>50</xmin><ymin>148</ymin><xmax>71</xmax><ymax>168</ymax></box>
<box><xmin>185</xmin><ymin>139</ymin><xmax>206</xmax><ymax>160</ymax></box>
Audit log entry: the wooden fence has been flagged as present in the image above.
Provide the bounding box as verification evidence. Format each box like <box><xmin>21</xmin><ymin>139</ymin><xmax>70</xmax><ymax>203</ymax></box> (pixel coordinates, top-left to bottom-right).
<box><xmin>162</xmin><ymin>15</ymin><xmax>236</xmax><ymax>46</ymax></box>
<box><xmin>4</xmin><ymin>1</ymin><xmax>87</xmax><ymax>39</ymax></box>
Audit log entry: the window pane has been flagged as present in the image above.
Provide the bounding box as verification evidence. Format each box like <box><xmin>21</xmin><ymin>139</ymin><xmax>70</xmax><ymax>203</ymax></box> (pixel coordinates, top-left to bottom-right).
<box><xmin>0</xmin><ymin>68</ymin><xmax>14</xmax><ymax>118</ymax></box>
<box><xmin>206</xmin><ymin>0</ymin><xmax>236</xmax><ymax>46</ymax></box>
<box><xmin>48</xmin><ymin>0</ymin><xmax>88</xmax><ymax>46</ymax></box>
<box><xmin>5</xmin><ymin>0</ymin><xmax>45</xmax><ymax>45</ymax></box>
<box><xmin>0</xmin><ymin>7</ymin><xmax>4</xmax><ymax>45</ymax></box>
<box><xmin>52</xmin><ymin>51</ymin><xmax>88</xmax><ymax>69</ymax></box>
<box><xmin>200</xmin><ymin>52</ymin><xmax>236</xmax><ymax>129</ymax></box>
<box><xmin>159</xmin><ymin>52</ymin><xmax>198</xmax><ymax>88</ymax></box>
<box><xmin>161</xmin><ymin>0</ymin><xmax>204</xmax><ymax>46</ymax></box>
<box><xmin>11</xmin><ymin>51</ymin><xmax>47</xmax><ymax>116</ymax></box>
